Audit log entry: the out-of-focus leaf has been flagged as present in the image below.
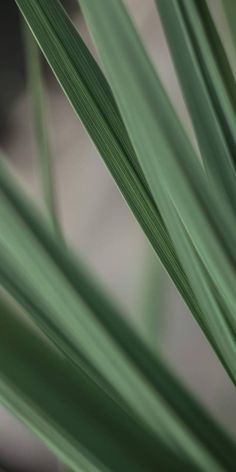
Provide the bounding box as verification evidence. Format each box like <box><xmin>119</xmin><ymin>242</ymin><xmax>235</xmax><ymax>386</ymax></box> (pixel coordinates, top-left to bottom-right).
<box><xmin>22</xmin><ymin>21</ymin><xmax>63</xmax><ymax>240</ymax></box>
<box><xmin>139</xmin><ymin>250</ymin><xmax>167</xmax><ymax>349</ymax></box>
<box><xmin>0</xmin><ymin>296</ymin><xmax>181</xmax><ymax>472</ymax></box>
<box><xmin>0</xmin><ymin>156</ymin><xmax>235</xmax><ymax>470</ymax></box>
<box><xmin>223</xmin><ymin>0</ymin><xmax>236</xmax><ymax>56</ymax></box>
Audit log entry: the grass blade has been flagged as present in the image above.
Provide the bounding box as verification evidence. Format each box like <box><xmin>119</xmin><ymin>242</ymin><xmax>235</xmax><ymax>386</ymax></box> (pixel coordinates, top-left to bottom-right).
<box><xmin>0</xmin><ymin>155</ymin><xmax>235</xmax><ymax>470</ymax></box>
<box><xmin>155</xmin><ymin>0</ymin><xmax>236</xmax><ymax>205</ymax></box>
<box><xmin>1</xmin><ymin>296</ymin><xmax>183</xmax><ymax>472</ymax></box>
<box><xmin>223</xmin><ymin>0</ymin><xmax>236</xmax><ymax>57</ymax></box>
<box><xmin>22</xmin><ymin>20</ymin><xmax>63</xmax><ymax>240</ymax></box>
<box><xmin>77</xmin><ymin>0</ymin><xmax>236</xmax><ymax>377</ymax></box>
<box><xmin>14</xmin><ymin>0</ymin><xmax>236</xmax><ymax>377</ymax></box>
<box><xmin>139</xmin><ymin>251</ymin><xmax>167</xmax><ymax>349</ymax></box>
<box><xmin>3</xmin><ymin>1</ymin><xmax>236</xmax><ymax>469</ymax></box>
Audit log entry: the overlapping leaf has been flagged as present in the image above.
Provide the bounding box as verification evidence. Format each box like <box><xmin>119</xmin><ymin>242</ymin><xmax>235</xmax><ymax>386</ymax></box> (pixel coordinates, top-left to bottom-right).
<box><xmin>3</xmin><ymin>0</ymin><xmax>236</xmax><ymax>469</ymax></box>
<box><xmin>0</xmin><ymin>156</ymin><xmax>234</xmax><ymax>470</ymax></box>
<box><xmin>155</xmin><ymin>0</ymin><xmax>236</xmax><ymax>207</ymax></box>
<box><xmin>1</xmin><ymin>296</ymin><xmax>182</xmax><ymax>472</ymax></box>
<box><xmin>15</xmin><ymin>0</ymin><xmax>236</xmax><ymax>380</ymax></box>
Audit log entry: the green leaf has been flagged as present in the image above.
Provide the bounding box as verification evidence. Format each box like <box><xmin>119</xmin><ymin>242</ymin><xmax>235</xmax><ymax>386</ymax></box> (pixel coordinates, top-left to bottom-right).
<box><xmin>14</xmin><ymin>0</ymin><xmax>204</xmax><ymax>326</ymax></box>
<box><xmin>8</xmin><ymin>0</ymin><xmax>236</xmax><ymax>468</ymax></box>
<box><xmin>77</xmin><ymin>0</ymin><xmax>236</xmax><ymax>380</ymax></box>
<box><xmin>223</xmin><ymin>0</ymin><xmax>236</xmax><ymax>57</ymax></box>
<box><xmin>22</xmin><ymin>20</ymin><xmax>63</xmax><ymax>240</ymax></box>
<box><xmin>0</xmin><ymin>295</ymin><xmax>182</xmax><ymax>472</ymax></box>
<box><xmin>154</xmin><ymin>0</ymin><xmax>236</xmax><ymax>380</ymax></box>
<box><xmin>0</xmin><ymin>155</ymin><xmax>235</xmax><ymax>471</ymax></box>
<box><xmin>14</xmin><ymin>0</ymin><xmax>235</xmax><ymax>380</ymax></box>
<box><xmin>155</xmin><ymin>0</ymin><xmax>236</xmax><ymax>206</ymax></box>
<box><xmin>139</xmin><ymin>249</ymin><xmax>167</xmax><ymax>349</ymax></box>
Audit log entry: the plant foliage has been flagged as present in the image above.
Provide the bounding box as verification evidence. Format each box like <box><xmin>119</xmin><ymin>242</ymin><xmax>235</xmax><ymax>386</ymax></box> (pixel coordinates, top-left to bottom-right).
<box><xmin>0</xmin><ymin>0</ymin><xmax>235</xmax><ymax>470</ymax></box>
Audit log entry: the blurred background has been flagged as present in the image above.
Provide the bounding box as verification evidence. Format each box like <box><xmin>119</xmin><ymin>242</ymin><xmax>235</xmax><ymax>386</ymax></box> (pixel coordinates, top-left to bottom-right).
<box><xmin>0</xmin><ymin>0</ymin><xmax>236</xmax><ymax>470</ymax></box>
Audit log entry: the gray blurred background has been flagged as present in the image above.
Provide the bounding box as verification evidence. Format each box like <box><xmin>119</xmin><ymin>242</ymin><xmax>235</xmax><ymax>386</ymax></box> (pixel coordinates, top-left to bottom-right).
<box><xmin>0</xmin><ymin>0</ymin><xmax>236</xmax><ymax>470</ymax></box>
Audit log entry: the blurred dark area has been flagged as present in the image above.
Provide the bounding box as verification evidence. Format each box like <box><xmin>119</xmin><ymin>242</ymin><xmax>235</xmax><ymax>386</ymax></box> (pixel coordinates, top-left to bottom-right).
<box><xmin>0</xmin><ymin>0</ymin><xmax>76</xmax><ymax>143</ymax></box>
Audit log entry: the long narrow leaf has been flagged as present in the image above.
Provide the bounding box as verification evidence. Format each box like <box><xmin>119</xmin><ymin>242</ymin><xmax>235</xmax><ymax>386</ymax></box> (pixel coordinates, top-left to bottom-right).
<box><xmin>77</xmin><ymin>0</ymin><xmax>236</xmax><ymax>378</ymax></box>
<box><xmin>1</xmin><ymin>296</ymin><xmax>182</xmax><ymax>472</ymax></box>
<box><xmin>0</xmin><ymin>155</ymin><xmax>235</xmax><ymax>470</ymax></box>
<box><xmin>22</xmin><ymin>20</ymin><xmax>63</xmax><ymax>239</ymax></box>
<box><xmin>223</xmin><ymin>0</ymin><xmax>236</xmax><ymax>58</ymax></box>
<box><xmin>14</xmin><ymin>0</ymin><xmax>235</xmax><ymax>378</ymax></box>
<box><xmin>155</xmin><ymin>0</ymin><xmax>236</xmax><ymax>204</ymax></box>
